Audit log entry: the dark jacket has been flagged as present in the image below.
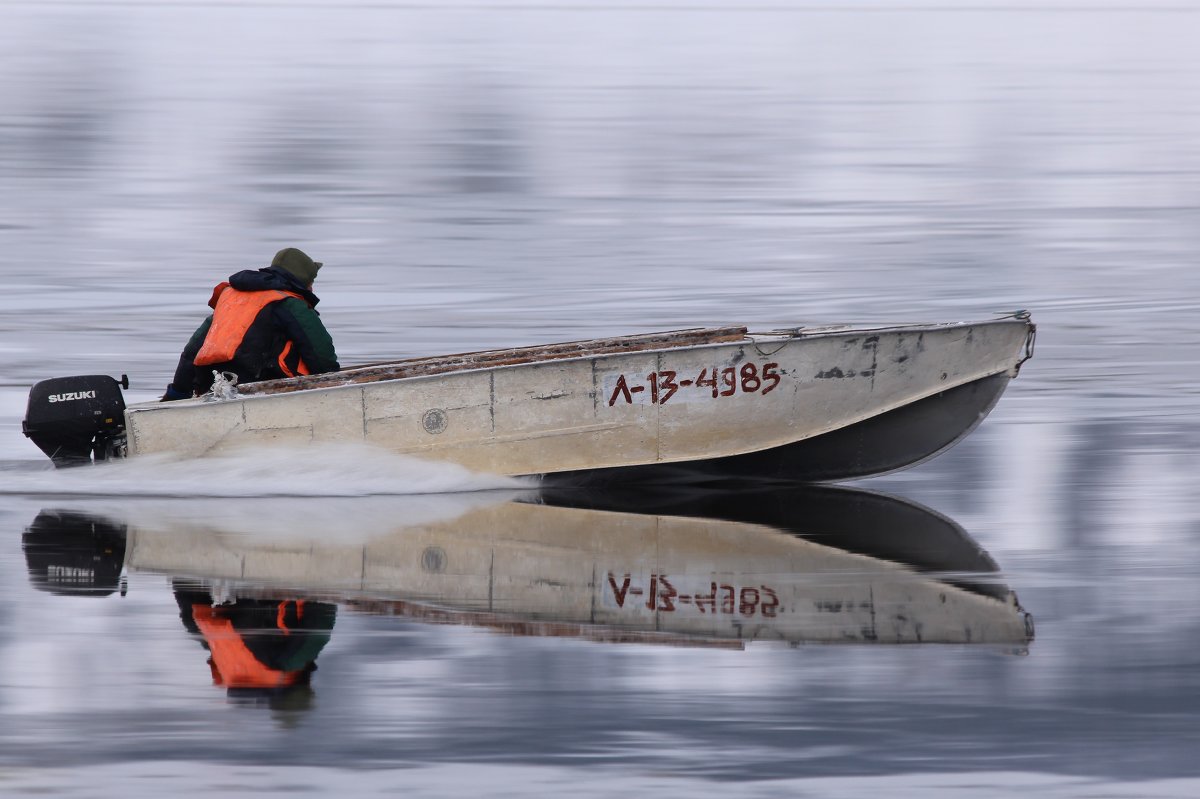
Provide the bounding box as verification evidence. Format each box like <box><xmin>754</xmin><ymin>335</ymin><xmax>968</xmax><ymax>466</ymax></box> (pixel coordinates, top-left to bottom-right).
<box><xmin>168</xmin><ymin>267</ymin><xmax>339</xmax><ymax>397</ymax></box>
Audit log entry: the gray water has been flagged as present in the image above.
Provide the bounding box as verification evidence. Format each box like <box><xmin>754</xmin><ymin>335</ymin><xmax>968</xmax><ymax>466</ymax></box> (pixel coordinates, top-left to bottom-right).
<box><xmin>2</xmin><ymin>1</ymin><xmax>1199</xmax><ymax>796</ymax></box>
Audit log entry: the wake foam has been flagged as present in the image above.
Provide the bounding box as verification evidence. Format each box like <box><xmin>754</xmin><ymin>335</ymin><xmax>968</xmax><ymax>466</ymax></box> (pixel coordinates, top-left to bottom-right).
<box><xmin>67</xmin><ymin>491</ymin><xmax>531</xmax><ymax>545</ymax></box>
<box><xmin>1</xmin><ymin>443</ymin><xmax>534</xmax><ymax>498</ymax></box>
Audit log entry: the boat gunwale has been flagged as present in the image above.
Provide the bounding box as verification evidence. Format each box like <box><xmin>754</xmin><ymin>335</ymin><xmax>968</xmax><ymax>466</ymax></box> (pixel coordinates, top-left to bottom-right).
<box><xmin>124</xmin><ymin>317</ymin><xmax>1031</xmax><ymax>414</ymax></box>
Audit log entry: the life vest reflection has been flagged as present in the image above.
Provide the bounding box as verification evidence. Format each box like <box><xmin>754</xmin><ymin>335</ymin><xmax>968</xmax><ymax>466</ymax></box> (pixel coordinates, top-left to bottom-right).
<box><xmin>22</xmin><ymin>510</ymin><xmax>336</xmax><ymax>710</ymax></box>
<box><xmin>173</xmin><ymin>583</ymin><xmax>336</xmax><ymax>710</ymax></box>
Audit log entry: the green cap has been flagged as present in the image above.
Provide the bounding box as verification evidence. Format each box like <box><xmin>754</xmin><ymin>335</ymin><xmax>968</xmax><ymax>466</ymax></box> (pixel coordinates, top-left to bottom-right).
<box><xmin>271</xmin><ymin>247</ymin><xmax>323</xmax><ymax>286</ymax></box>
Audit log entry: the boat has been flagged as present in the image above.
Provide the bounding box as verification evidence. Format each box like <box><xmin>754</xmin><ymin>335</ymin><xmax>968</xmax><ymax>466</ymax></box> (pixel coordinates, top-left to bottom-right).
<box><xmin>21</xmin><ymin>312</ymin><xmax>1035</xmax><ymax>482</ymax></box>
<box><xmin>21</xmin><ymin>484</ymin><xmax>1034</xmax><ymax>648</ymax></box>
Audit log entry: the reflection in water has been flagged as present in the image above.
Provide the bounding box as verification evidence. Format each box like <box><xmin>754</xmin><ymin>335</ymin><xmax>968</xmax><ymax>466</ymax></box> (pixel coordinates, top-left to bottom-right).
<box><xmin>21</xmin><ymin>485</ymin><xmax>1032</xmax><ymax>707</ymax></box>
<box><xmin>23</xmin><ymin>509</ymin><xmax>127</xmax><ymax>598</ymax></box>
<box><xmin>172</xmin><ymin>587</ymin><xmax>335</xmax><ymax>711</ymax></box>
<box><xmin>22</xmin><ymin>509</ymin><xmax>337</xmax><ymax>709</ymax></box>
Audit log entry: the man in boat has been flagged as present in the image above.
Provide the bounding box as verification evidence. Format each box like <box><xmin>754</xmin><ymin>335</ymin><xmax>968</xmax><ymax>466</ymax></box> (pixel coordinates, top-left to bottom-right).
<box><xmin>163</xmin><ymin>247</ymin><xmax>340</xmax><ymax>399</ymax></box>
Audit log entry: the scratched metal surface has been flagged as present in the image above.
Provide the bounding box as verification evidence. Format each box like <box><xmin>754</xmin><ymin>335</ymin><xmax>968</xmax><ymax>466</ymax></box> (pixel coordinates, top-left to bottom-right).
<box><xmin>1</xmin><ymin>2</ymin><xmax>1199</xmax><ymax>797</ymax></box>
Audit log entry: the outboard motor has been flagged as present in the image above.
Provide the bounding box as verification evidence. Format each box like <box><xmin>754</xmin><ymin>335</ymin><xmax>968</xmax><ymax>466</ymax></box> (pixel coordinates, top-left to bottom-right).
<box><xmin>22</xmin><ymin>374</ymin><xmax>129</xmax><ymax>467</ymax></box>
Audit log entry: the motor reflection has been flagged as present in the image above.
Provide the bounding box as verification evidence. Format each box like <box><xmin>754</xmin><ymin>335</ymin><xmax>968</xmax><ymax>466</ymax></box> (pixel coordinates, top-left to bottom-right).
<box><xmin>22</xmin><ymin>509</ymin><xmax>127</xmax><ymax>598</ymax></box>
<box><xmin>21</xmin><ymin>484</ymin><xmax>1033</xmax><ymax>707</ymax></box>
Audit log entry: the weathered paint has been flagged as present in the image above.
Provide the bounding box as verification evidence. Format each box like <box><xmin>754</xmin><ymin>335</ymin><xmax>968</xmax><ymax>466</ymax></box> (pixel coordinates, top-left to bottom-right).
<box><xmin>124</xmin><ymin>318</ymin><xmax>1033</xmax><ymax>476</ymax></box>
<box><xmin>122</xmin><ymin>496</ymin><xmax>1032</xmax><ymax>647</ymax></box>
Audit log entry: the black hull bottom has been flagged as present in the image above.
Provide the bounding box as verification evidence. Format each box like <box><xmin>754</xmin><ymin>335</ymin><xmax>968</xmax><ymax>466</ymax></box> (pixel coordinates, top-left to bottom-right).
<box><xmin>537</xmin><ymin>482</ymin><xmax>1009</xmax><ymax>602</ymax></box>
<box><xmin>547</xmin><ymin>372</ymin><xmax>1011</xmax><ymax>485</ymax></box>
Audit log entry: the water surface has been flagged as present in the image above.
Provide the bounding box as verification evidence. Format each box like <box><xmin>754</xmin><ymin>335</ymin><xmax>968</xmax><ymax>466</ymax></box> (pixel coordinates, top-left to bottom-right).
<box><xmin>1</xmin><ymin>2</ymin><xmax>1198</xmax><ymax>796</ymax></box>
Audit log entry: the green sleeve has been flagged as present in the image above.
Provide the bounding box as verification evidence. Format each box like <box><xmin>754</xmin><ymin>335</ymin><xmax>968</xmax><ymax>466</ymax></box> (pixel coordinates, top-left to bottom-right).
<box><xmin>183</xmin><ymin>316</ymin><xmax>212</xmax><ymax>360</ymax></box>
<box><xmin>168</xmin><ymin>316</ymin><xmax>213</xmax><ymax>396</ymax></box>
<box><xmin>278</xmin><ymin>298</ymin><xmax>340</xmax><ymax>373</ymax></box>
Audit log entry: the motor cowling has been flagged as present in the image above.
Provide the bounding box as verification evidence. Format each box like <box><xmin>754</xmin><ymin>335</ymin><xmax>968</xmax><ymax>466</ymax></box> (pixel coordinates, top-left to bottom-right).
<box><xmin>23</xmin><ymin>374</ymin><xmax>128</xmax><ymax>467</ymax></box>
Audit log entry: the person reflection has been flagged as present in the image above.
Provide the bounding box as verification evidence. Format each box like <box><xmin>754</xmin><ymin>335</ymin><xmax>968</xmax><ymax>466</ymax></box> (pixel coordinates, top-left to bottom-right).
<box><xmin>172</xmin><ymin>581</ymin><xmax>336</xmax><ymax>711</ymax></box>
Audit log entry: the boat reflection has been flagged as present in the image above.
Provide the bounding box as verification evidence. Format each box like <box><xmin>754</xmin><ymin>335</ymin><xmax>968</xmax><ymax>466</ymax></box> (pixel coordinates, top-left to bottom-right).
<box><xmin>22</xmin><ymin>485</ymin><xmax>1033</xmax><ymax>668</ymax></box>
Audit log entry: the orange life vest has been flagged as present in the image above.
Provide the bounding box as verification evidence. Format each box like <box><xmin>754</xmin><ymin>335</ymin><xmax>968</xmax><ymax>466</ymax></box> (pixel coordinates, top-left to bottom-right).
<box><xmin>194</xmin><ymin>283</ymin><xmax>311</xmax><ymax>378</ymax></box>
<box><xmin>192</xmin><ymin>603</ymin><xmax>306</xmax><ymax>689</ymax></box>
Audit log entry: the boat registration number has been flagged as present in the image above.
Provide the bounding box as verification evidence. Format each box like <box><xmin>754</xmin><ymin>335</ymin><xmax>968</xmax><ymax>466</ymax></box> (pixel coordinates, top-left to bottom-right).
<box><xmin>607</xmin><ymin>362</ymin><xmax>781</xmax><ymax>407</ymax></box>
<box><xmin>607</xmin><ymin>572</ymin><xmax>782</xmax><ymax>618</ymax></box>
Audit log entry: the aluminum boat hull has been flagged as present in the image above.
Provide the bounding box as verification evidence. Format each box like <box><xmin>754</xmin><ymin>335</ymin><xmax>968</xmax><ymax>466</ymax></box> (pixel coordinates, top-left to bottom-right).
<box><xmin>122</xmin><ymin>316</ymin><xmax>1034</xmax><ymax>481</ymax></box>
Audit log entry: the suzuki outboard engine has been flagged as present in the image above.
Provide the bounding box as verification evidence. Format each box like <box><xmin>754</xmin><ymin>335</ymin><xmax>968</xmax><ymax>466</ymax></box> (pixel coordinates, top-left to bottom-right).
<box><xmin>22</xmin><ymin>375</ymin><xmax>129</xmax><ymax>467</ymax></box>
